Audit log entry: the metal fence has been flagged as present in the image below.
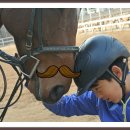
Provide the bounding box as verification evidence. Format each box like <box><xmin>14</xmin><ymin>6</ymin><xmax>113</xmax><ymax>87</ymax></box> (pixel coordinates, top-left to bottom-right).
<box><xmin>0</xmin><ymin>37</ymin><xmax>14</xmax><ymax>47</ymax></box>
<box><xmin>0</xmin><ymin>26</ymin><xmax>14</xmax><ymax>47</ymax></box>
<box><xmin>79</xmin><ymin>8</ymin><xmax>130</xmax><ymax>23</ymax></box>
<box><xmin>78</xmin><ymin>8</ymin><xmax>130</xmax><ymax>34</ymax></box>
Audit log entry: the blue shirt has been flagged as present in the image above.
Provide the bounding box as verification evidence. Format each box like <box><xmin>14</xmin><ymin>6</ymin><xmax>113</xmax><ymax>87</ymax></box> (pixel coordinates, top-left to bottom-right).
<box><xmin>44</xmin><ymin>91</ymin><xmax>130</xmax><ymax>122</ymax></box>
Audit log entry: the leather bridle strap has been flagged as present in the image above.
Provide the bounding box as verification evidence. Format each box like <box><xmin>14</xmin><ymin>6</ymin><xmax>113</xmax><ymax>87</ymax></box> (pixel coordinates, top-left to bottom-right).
<box><xmin>37</xmin><ymin>8</ymin><xmax>44</xmax><ymax>48</ymax></box>
<box><xmin>26</xmin><ymin>8</ymin><xmax>36</xmax><ymax>56</ymax></box>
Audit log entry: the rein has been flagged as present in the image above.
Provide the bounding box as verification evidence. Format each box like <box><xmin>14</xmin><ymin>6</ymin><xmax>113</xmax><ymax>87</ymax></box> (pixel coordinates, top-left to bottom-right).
<box><xmin>0</xmin><ymin>52</ymin><xmax>24</xmax><ymax>122</ymax></box>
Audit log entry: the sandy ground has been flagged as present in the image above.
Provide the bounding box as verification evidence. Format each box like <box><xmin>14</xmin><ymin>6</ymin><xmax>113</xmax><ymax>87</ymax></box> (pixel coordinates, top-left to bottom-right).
<box><xmin>1</xmin><ymin>30</ymin><xmax>130</xmax><ymax>122</ymax></box>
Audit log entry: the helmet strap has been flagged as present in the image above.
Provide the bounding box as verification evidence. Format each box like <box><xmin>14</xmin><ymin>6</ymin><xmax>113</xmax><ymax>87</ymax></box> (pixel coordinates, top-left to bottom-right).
<box><xmin>106</xmin><ymin>58</ymin><xmax>128</xmax><ymax>103</ymax></box>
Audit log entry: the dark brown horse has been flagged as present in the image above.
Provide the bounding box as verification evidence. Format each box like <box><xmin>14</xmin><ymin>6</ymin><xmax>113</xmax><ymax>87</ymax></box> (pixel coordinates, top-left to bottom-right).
<box><xmin>0</xmin><ymin>9</ymin><xmax>80</xmax><ymax>104</ymax></box>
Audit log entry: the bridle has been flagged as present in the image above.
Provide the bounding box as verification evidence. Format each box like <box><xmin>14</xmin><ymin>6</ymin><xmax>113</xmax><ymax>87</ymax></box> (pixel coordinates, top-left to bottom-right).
<box><xmin>0</xmin><ymin>8</ymin><xmax>79</xmax><ymax>121</ymax></box>
<box><xmin>21</xmin><ymin>9</ymin><xmax>79</xmax><ymax>78</ymax></box>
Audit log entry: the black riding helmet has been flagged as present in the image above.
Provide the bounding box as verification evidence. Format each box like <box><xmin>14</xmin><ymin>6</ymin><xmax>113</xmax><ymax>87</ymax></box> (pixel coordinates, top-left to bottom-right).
<box><xmin>74</xmin><ymin>34</ymin><xmax>130</xmax><ymax>98</ymax></box>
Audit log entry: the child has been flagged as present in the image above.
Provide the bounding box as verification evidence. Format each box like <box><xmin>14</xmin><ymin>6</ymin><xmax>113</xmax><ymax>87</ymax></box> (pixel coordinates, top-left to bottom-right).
<box><xmin>44</xmin><ymin>34</ymin><xmax>130</xmax><ymax>122</ymax></box>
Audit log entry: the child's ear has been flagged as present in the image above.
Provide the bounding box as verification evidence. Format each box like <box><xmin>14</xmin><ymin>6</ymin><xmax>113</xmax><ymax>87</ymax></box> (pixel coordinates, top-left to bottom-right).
<box><xmin>111</xmin><ymin>65</ymin><xmax>122</xmax><ymax>80</ymax></box>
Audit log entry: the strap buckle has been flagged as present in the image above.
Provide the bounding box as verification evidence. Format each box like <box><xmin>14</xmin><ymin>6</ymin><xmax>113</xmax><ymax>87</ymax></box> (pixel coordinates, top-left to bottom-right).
<box><xmin>20</xmin><ymin>55</ymin><xmax>40</xmax><ymax>79</ymax></box>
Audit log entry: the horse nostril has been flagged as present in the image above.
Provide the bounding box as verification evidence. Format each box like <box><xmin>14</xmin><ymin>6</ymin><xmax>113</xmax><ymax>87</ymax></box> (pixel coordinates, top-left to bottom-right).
<box><xmin>49</xmin><ymin>85</ymin><xmax>65</xmax><ymax>102</ymax></box>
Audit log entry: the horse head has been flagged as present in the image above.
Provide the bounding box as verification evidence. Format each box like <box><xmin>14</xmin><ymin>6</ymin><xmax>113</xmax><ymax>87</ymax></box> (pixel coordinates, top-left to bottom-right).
<box><xmin>0</xmin><ymin>8</ymin><xmax>81</xmax><ymax>103</ymax></box>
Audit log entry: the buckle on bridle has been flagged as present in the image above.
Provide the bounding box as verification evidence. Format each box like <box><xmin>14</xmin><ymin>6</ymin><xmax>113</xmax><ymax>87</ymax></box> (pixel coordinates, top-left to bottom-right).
<box><xmin>19</xmin><ymin>55</ymin><xmax>40</xmax><ymax>79</ymax></box>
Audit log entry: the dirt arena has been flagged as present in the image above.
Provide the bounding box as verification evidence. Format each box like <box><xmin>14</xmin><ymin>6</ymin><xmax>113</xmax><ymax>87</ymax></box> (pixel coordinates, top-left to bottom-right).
<box><xmin>0</xmin><ymin>30</ymin><xmax>130</xmax><ymax>122</ymax></box>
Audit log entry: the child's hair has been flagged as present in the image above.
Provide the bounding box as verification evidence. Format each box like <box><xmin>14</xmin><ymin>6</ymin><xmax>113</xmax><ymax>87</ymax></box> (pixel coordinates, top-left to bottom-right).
<box><xmin>91</xmin><ymin>57</ymin><xmax>129</xmax><ymax>88</ymax></box>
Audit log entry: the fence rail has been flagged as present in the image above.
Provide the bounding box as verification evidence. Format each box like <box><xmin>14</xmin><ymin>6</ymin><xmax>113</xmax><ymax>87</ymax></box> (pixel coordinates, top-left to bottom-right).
<box><xmin>78</xmin><ymin>14</ymin><xmax>130</xmax><ymax>34</ymax></box>
<box><xmin>0</xmin><ymin>37</ymin><xmax>14</xmax><ymax>47</ymax></box>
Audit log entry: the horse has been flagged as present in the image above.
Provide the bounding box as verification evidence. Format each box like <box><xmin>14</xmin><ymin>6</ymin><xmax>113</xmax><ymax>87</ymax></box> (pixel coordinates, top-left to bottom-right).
<box><xmin>0</xmin><ymin>9</ymin><xmax>81</xmax><ymax>104</ymax></box>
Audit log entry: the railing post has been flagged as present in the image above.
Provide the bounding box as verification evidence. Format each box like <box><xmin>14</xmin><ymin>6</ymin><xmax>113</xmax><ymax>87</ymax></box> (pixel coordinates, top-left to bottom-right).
<box><xmin>2</xmin><ymin>39</ymin><xmax>4</xmax><ymax>46</ymax></box>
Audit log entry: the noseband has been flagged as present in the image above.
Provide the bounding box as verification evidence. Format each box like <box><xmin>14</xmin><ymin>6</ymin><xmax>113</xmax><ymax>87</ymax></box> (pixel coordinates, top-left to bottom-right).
<box><xmin>0</xmin><ymin>9</ymin><xmax>79</xmax><ymax>121</ymax></box>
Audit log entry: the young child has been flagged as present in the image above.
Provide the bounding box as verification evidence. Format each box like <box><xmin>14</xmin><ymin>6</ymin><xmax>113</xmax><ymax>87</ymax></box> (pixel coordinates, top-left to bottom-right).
<box><xmin>44</xmin><ymin>34</ymin><xmax>130</xmax><ymax>122</ymax></box>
